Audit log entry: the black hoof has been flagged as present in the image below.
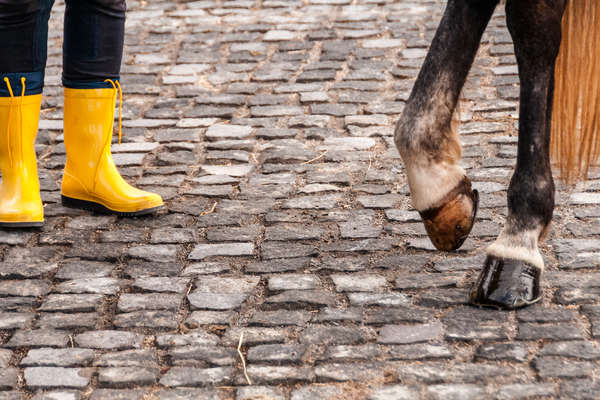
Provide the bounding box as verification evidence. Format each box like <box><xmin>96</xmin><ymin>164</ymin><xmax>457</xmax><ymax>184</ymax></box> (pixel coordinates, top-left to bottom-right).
<box><xmin>470</xmin><ymin>255</ymin><xmax>542</xmax><ymax>310</ymax></box>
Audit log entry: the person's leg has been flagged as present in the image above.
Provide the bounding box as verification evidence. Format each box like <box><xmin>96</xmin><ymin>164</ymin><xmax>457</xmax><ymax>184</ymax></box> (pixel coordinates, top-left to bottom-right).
<box><xmin>0</xmin><ymin>0</ymin><xmax>53</xmax><ymax>95</ymax></box>
<box><xmin>0</xmin><ymin>0</ymin><xmax>54</xmax><ymax>227</ymax></box>
<box><xmin>62</xmin><ymin>0</ymin><xmax>125</xmax><ymax>88</ymax></box>
<box><xmin>61</xmin><ymin>0</ymin><xmax>164</xmax><ymax>216</ymax></box>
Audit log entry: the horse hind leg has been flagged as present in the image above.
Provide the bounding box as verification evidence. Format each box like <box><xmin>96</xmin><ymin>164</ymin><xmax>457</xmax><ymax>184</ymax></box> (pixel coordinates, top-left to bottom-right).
<box><xmin>471</xmin><ymin>0</ymin><xmax>566</xmax><ymax>309</ymax></box>
<box><xmin>395</xmin><ymin>0</ymin><xmax>498</xmax><ymax>251</ymax></box>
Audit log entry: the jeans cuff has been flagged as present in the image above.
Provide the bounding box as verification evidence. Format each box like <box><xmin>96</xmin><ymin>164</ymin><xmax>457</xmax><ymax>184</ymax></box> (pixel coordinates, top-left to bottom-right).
<box><xmin>0</xmin><ymin>72</ymin><xmax>44</xmax><ymax>97</ymax></box>
<box><xmin>62</xmin><ymin>78</ymin><xmax>120</xmax><ymax>89</ymax></box>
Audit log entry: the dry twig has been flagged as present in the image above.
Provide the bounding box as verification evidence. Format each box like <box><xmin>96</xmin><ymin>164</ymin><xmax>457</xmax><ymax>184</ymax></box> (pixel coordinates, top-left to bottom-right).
<box><xmin>238</xmin><ymin>331</ymin><xmax>252</xmax><ymax>385</ymax></box>
<box><xmin>200</xmin><ymin>201</ymin><xmax>218</xmax><ymax>216</ymax></box>
<box><xmin>302</xmin><ymin>150</ymin><xmax>328</xmax><ymax>164</ymax></box>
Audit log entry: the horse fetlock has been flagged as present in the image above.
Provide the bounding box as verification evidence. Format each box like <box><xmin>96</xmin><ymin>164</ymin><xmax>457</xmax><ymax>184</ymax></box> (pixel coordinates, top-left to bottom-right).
<box><xmin>487</xmin><ymin>226</ymin><xmax>545</xmax><ymax>270</ymax></box>
<box><xmin>418</xmin><ymin>175</ymin><xmax>478</xmax><ymax>252</ymax></box>
<box><xmin>405</xmin><ymin>160</ymin><xmax>465</xmax><ymax>209</ymax></box>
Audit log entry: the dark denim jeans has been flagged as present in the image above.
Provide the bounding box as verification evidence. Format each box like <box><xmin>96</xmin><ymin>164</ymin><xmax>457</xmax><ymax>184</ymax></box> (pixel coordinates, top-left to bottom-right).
<box><xmin>0</xmin><ymin>0</ymin><xmax>126</xmax><ymax>96</ymax></box>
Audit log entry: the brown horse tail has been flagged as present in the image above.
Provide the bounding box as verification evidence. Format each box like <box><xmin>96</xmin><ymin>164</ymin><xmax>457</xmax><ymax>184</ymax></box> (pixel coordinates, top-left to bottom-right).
<box><xmin>551</xmin><ymin>0</ymin><xmax>600</xmax><ymax>183</ymax></box>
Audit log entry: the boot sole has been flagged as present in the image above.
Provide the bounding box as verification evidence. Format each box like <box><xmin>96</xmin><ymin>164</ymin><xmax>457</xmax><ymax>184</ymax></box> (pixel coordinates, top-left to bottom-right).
<box><xmin>0</xmin><ymin>221</ymin><xmax>44</xmax><ymax>228</ymax></box>
<box><xmin>61</xmin><ymin>195</ymin><xmax>164</xmax><ymax>217</ymax></box>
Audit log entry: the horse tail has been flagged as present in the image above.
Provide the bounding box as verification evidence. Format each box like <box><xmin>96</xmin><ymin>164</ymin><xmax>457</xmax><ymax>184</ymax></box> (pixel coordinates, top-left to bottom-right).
<box><xmin>551</xmin><ymin>0</ymin><xmax>600</xmax><ymax>183</ymax></box>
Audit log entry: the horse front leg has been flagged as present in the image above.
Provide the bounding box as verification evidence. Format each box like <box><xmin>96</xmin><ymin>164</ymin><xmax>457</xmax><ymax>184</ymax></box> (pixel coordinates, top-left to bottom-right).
<box><xmin>471</xmin><ymin>0</ymin><xmax>567</xmax><ymax>309</ymax></box>
<box><xmin>395</xmin><ymin>0</ymin><xmax>499</xmax><ymax>251</ymax></box>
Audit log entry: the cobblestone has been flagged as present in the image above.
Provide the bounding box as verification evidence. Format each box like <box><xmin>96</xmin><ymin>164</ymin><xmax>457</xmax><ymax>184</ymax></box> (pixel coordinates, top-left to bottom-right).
<box><xmin>74</xmin><ymin>331</ymin><xmax>143</xmax><ymax>350</ymax></box>
<box><xmin>331</xmin><ymin>273</ymin><xmax>387</xmax><ymax>292</ymax></box>
<box><xmin>159</xmin><ymin>367</ymin><xmax>234</xmax><ymax>387</ymax></box>
<box><xmin>30</xmin><ymin>391</ymin><xmax>81</xmax><ymax>400</ymax></box>
<box><xmin>21</xmin><ymin>349</ymin><xmax>94</xmax><ymax>367</ymax></box>
<box><xmin>24</xmin><ymin>368</ymin><xmax>91</xmax><ymax>389</ymax></box>
<box><xmin>5</xmin><ymin>330</ymin><xmax>69</xmax><ymax>348</ymax></box>
<box><xmin>55</xmin><ymin>278</ymin><xmax>120</xmax><ymax>295</ymax></box>
<box><xmin>1</xmin><ymin>1</ymin><xmax>598</xmax><ymax>398</ymax></box>
<box><xmin>268</xmin><ymin>274</ymin><xmax>320</xmax><ymax>290</ymax></box>
<box><xmin>97</xmin><ymin>367</ymin><xmax>159</xmax><ymax>387</ymax></box>
<box><xmin>378</xmin><ymin>322</ymin><xmax>444</xmax><ymax>344</ymax></box>
<box><xmin>0</xmin><ymin>369</ymin><xmax>17</xmax><ymax>391</ymax></box>
<box><xmin>188</xmin><ymin>243</ymin><xmax>254</xmax><ymax>259</ymax></box>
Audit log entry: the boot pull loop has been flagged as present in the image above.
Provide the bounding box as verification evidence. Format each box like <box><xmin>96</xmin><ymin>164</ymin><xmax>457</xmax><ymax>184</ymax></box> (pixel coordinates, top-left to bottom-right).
<box><xmin>20</xmin><ymin>77</ymin><xmax>26</xmax><ymax>98</ymax></box>
<box><xmin>3</xmin><ymin>77</ymin><xmax>14</xmax><ymax>98</ymax></box>
<box><xmin>104</xmin><ymin>79</ymin><xmax>123</xmax><ymax>145</ymax></box>
<box><xmin>3</xmin><ymin>77</ymin><xmax>14</xmax><ymax>166</ymax></box>
<box><xmin>115</xmin><ymin>81</ymin><xmax>123</xmax><ymax>146</ymax></box>
<box><xmin>19</xmin><ymin>78</ymin><xmax>26</xmax><ymax>164</ymax></box>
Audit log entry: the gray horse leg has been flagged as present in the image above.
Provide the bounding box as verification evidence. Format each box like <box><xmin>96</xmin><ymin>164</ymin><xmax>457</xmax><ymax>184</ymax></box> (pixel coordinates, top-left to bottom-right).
<box><xmin>395</xmin><ymin>0</ymin><xmax>499</xmax><ymax>251</ymax></box>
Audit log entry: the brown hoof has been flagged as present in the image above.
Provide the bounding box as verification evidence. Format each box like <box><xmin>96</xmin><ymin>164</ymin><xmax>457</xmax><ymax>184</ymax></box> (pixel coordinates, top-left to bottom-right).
<box><xmin>470</xmin><ymin>255</ymin><xmax>542</xmax><ymax>310</ymax></box>
<box><xmin>419</xmin><ymin>177</ymin><xmax>478</xmax><ymax>251</ymax></box>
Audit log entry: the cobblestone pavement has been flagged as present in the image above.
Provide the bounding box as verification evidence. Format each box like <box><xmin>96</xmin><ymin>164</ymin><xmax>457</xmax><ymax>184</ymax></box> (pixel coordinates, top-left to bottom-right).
<box><xmin>1</xmin><ymin>0</ymin><xmax>599</xmax><ymax>399</ymax></box>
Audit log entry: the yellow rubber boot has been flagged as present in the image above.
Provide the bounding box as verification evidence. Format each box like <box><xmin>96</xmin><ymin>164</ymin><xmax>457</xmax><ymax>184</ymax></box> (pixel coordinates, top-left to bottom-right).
<box><xmin>61</xmin><ymin>83</ymin><xmax>163</xmax><ymax>216</ymax></box>
<box><xmin>0</xmin><ymin>79</ymin><xmax>44</xmax><ymax>227</ymax></box>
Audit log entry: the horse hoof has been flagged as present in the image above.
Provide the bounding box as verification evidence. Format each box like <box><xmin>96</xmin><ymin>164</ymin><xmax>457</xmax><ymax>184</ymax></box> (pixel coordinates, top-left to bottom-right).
<box><xmin>419</xmin><ymin>177</ymin><xmax>478</xmax><ymax>251</ymax></box>
<box><xmin>470</xmin><ymin>255</ymin><xmax>542</xmax><ymax>310</ymax></box>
